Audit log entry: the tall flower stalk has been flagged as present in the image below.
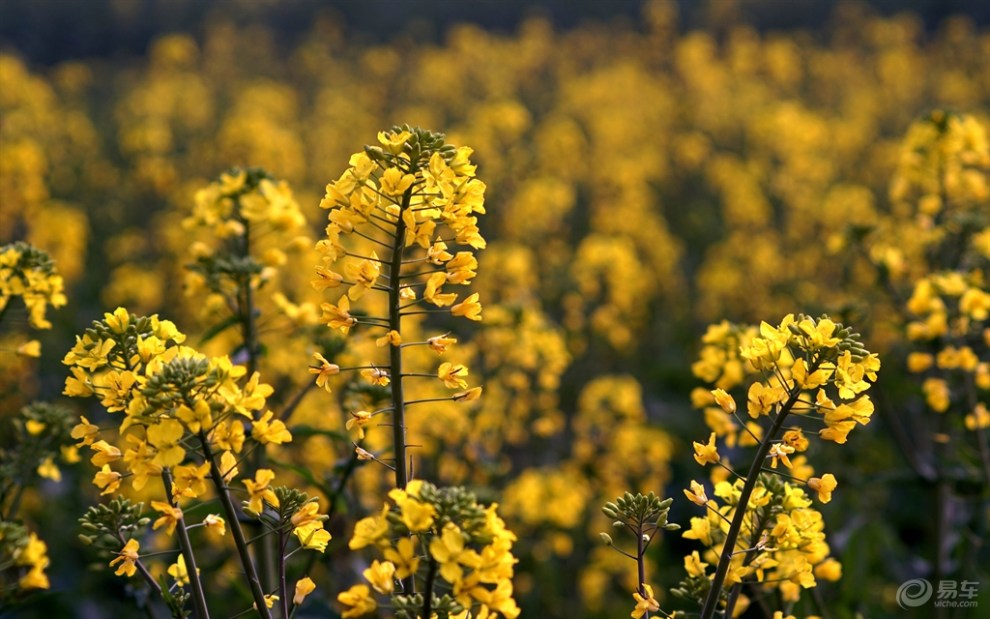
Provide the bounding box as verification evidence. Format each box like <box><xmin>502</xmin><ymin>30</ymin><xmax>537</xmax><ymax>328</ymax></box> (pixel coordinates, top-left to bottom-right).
<box><xmin>311</xmin><ymin>125</ymin><xmax>486</xmax><ymax>492</ymax></box>
<box><xmin>682</xmin><ymin>314</ymin><xmax>879</xmax><ymax>618</ymax></box>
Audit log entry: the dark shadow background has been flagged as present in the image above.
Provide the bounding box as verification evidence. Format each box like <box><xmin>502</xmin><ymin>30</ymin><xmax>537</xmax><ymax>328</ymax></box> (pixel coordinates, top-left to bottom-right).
<box><xmin>2</xmin><ymin>0</ymin><xmax>989</xmax><ymax>66</ymax></box>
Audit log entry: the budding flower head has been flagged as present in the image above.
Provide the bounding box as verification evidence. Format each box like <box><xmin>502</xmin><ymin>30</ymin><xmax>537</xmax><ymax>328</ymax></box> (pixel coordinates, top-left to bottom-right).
<box><xmin>711</xmin><ymin>388</ymin><xmax>736</xmax><ymax>414</ymax></box>
<box><xmin>683</xmin><ymin>480</ymin><xmax>708</xmax><ymax>506</ymax></box>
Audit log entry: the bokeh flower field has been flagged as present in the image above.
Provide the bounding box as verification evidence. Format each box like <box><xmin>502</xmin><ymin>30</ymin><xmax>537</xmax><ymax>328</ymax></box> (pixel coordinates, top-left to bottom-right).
<box><xmin>1</xmin><ymin>1</ymin><xmax>989</xmax><ymax>617</ymax></box>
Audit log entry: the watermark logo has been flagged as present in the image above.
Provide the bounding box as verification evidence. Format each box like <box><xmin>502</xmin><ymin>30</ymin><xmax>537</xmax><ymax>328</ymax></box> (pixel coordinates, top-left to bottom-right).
<box><xmin>897</xmin><ymin>579</ymin><xmax>933</xmax><ymax>608</ymax></box>
<box><xmin>897</xmin><ymin>578</ymin><xmax>980</xmax><ymax>610</ymax></box>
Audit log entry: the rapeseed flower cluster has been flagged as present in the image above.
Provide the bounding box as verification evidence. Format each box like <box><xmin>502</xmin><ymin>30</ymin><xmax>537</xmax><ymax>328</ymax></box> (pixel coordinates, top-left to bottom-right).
<box><xmin>183</xmin><ymin>167</ymin><xmax>311</xmax><ymax>341</ymax></box>
<box><xmin>1</xmin><ymin>2</ymin><xmax>988</xmax><ymax>615</ymax></box>
<box><xmin>0</xmin><ymin>242</ymin><xmax>66</xmax><ymax>331</ymax></box>
<box><xmin>340</xmin><ymin>480</ymin><xmax>519</xmax><ymax>619</ymax></box>
<box><xmin>313</xmin><ymin>126</ymin><xmax>487</xmax><ymax>489</ymax></box>
<box><xmin>63</xmin><ymin>307</ymin><xmax>329</xmax><ymax>617</ymax></box>
<box><xmin>0</xmin><ymin>522</ymin><xmax>51</xmax><ymax>597</ymax></box>
<box><xmin>0</xmin><ymin>243</ymin><xmax>70</xmax><ymax>603</ymax></box>
<box><xmin>684</xmin><ymin>314</ymin><xmax>878</xmax><ymax>618</ymax></box>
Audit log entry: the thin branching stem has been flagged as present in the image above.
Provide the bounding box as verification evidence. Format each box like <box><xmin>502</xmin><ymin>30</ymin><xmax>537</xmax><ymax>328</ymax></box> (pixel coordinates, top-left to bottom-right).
<box><xmin>700</xmin><ymin>364</ymin><xmax>811</xmax><ymax>619</ymax></box>
<box><xmin>198</xmin><ymin>432</ymin><xmax>272</xmax><ymax>619</ymax></box>
<box><xmin>162</xmin><ymin>470</ymin><xmax>210</xmax><ymax>619</ymax></box>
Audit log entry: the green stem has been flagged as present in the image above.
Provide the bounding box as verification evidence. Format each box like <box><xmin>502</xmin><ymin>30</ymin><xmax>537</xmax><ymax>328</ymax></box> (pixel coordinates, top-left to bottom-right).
<box><xmin>637</xmin><ymin>519</ymin><xmax>649</xmax><ymax>619</ymax></box>
<box><xmin>278</xmin><ymin>528</ymin><xmax>289</xmax><ymax>619</ymax></box>
<box><xmin>199</xmin><ymin>432</ymin><xmax>273</xmax><ymax>619</ymax></box>
<box><xmin>723</xmin><ymin>515</ymin><xmax>770</xmax><ymax>619</ymax></box>
<box><xmin>4</xmin><ymin>485</ymin><xmax>25</xmax><ymax>521</ymax></box>
<box><xmin>162</xmin><ymin>470</ymin><xmax>210</xmax><ymax>619</ymax></box>
<box><xmin>237</xmin><ymin>215</ymin><xmax>279</xmax><ymax>593</ymax></box>
<box><xmin>421</xmin><ymin>557</ymin><xmax>438</xmax><ymax>619</ymax></box>
<box><xmin>389</xmin><ymin>187</ymin><xmax>411</xmax><ymax>491</ymax></box>
<box><xmin>390</xmin><ymin>185</ymin><xmax>413</xmax><ymax>593</ymax></box>
<box><xmin>700</xmin><ymin>384</ymin><xmax>804</xmax><ymax>619</ymax></box>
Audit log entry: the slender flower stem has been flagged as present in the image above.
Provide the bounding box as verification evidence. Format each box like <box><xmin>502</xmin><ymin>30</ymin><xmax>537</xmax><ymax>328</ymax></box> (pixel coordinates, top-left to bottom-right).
<box><xmin>278</xmin><ymin>528</ymin><xmax>289</xmax><ymax>619</ymax></box>
<box><xmin>130</xmin><ymin>553</ymin><xmax>164</xmax><ymax>598</ymax></box>
<box><xmin>389</xmin><ymin>184</ymin><xmax>415</xmax><ymax>595</ymax></box>
<box><xmin>388</xmin><ymin>185</ymin><xmax>412</xmax><ymax>493</ymax></box>
<box><xmin>400</xmin><ymin>310</ymin><xmax>451</xmax><ymax>316</ymax></box>
<box><xmin>723</xmin><ymin>516</ymin><xmax>770</xmax><ymax>618</ymax></box>
<box><xmin>637</xmin><ymin>518</ymin><xmax>649</xmax><ymax>619</ymax></box>
<box><xmin>235</xmin><ymin>214</ymin><xmax>277</xmax><ymax>592</ymax></box>
<box><xmin>162</xmin><ymin>470</ymin><xmax>210</xmax><ymax>619</ymax></box>
<box><xmin>699</xmin><ymin>380</ymin><xmax>806</xmax><ymax>619</ymax></box>
<box><xmin>759</xmin><ymin>467</ymin><xmax>809</xmax><ymax>483</ymax></box>
<box><xmin>199</xmin><ymin>432</ymin><xmax>273</xmax><ymax>619</ymax></box>
<box><xmin>353</xmin><ymin>229</ymin><xmax>392</xmax><ymax>249</ymax></box>
<box><xmin>402</xmin><ymin>397</ymin><xmax>456</xmax><ymax>406</ymax></box>
<box><xmin>421</xmin><ymin>557</ymin><xmax>438</xmax><ymax>619</ymax></box>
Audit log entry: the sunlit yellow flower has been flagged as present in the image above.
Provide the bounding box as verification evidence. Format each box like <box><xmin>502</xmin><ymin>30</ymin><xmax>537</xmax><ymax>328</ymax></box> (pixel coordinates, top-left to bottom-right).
<box><xmin>363</xmin><ymin>559</ymin><xmax>396</xmax><ymax>594</ymax></box>
<box><xmin>684</xmin><ymin>550</ymin><xmax>708</xmax><ymax>577</ymax></box>
<box><xmin>631</xmin><ymin>583</ymin><xmax>660</xmax><ymax>618</ymax></box>
<box><xmin>16</xmin><ymin>339</ymin><xmax>41</xmax><ymax>357</ymax></box>
<box><xmin>430</xmin><ymin>523</ymin><xmax>476</xmax><ymax>585</ymax></box>
<box><xmin>337</xmin><ymin>584</ymin><xmax>377</xmax><ymax>618</ymax></box>
<box><xmin>378</xmin><ymin>129</ymin><xmax>412</xmax><ymax>153</ymax></box>
<box><xmin>375</xmin><ymin>330</ymin><xmax>402</xmax><ymax>347</ymax></box>
<box><xmin>294</xmin><ymin>522</ymin><xmax>331</xmax><ymax>552</ymax></box>
<box><xmin>683</xmin><ymin>480</ymin><xmax>708</xmax><ymax>506</ymax></box>
<box><xmin>244</xmin><ymin>469</ymin><xmax>279</xmax><ymax>513</ymax></box>
<box><xmin>389</xmin><ymin>484</ymin><xmax>437</xmax><ymax>532</ymax></box>
<box><xmin>781</xmin><ymin>428</ymin><xmax>809</xmax><ymax>453</ymax></box>
<box><xmin>203</xmin><ymin>514</ymin><xmax>226</xmax><ymax>537</ymax></box>
<box><xmin>172</xmin><ymin>461</ymin><xmax>211</xmax><ymax>499</ymax></box>
<box><xmin>383</xmin><ymin>536</ymin><xmax>420</xmax><ymax>579</ymax></box>
<box><xmin>380</xmin><ymin>166</ymin><xmax>415</xmax><ymax>196</ymax></box>
<box><xmin>966</xmin><ymin>403</ymin><xmax>990</xmax><ymax>430</ymax></box>
<box><xmin>922</xmin><ymin>377</ymin><xmax>951</xmax><ymax>412</ymax></box>
<box><xmin>213</xmin><ymin>420</ymin><xmax>246</xmax><ymax>453</ymax></box>
<box><xmin>175</xmin><ymin>400</ymin><xmax>212</xmax><ymax>434</ymax></box>
<box><xmin>807</xmin><ymin>473</ymin><xmax>837</xmax><ymax>503</ymax></box>
<box><xmin>147</xmin><ymin>418</ymin><xmax>186</xmax><ymax>467</ymax></box>
<box><xmin>451</xmin><ymin>292</ymin><xmax>483</xmax><ymax>321</ymax></box>
<box><xmin>711</xmin><ymin>388</ymin><xmax>736</xmax><ymax>414</ymax></box>
<box><xmin>257</xmin><ymin>595</ymin><xmax>278</xmax><ymax>609</ymax></box>
<box><xmin>294</xmin><ymin>576</ymin><xmax>316</xmax><ymax>605</ymax></box>
<box><xmin>109</xmin><ymin>539</ymin><xmax>140</xmax><ymax>577</ymax></box>
<box><xmin>346</xmin><ymin>410</ymin><xmax>373</xmax><ymax>440</ymax></box>
<box><xmin>151</xmin><ymin>500</ymin><xmax>184</xmax><ymax>536</ymax></box>
<box><xmin>814</xmin><ymin>558</ymin><xmax>842</xmax><ymax>581</ymax></box>
<box><xmin>309</xmin><ymin>352</ymin><xmax>340</xmax><ymax>391</ymax></box>
<box><xmin>693</xmin><ymin>432</ymin><xmax>720</xmax><ymax>466</ymax></box>
<box><xmin>321</xmin><ymin>296</ymin><xmax>357</xmax><ymax>333</ymax></box>
<box><xmin>349</xmin><ymin>506</ymin><xmax>390</xmax><ymax>550</ymax></box>
<box><xmin>453</xmin><ymin>386</ymin><xmax>483</xmax><ymax>402</ymax></box>
<box><xmin>252</xmin><ymin>410</ymin><xmax>292</xmax><ymax>445</ymax></box>
<box><xmin>90</xmin><ymin>440</ymin><xmax>122</xmax><ymax>467</ymax></box>
<box><xmin>427</xmin><ymin>333</ymin><xmax>457</xmax><ymax>354</ymax></box>
<box><xmin>767</xmin><ymin>442</ymin><xmax>795</xmax><ymax>469</ymax></box>
<box><xmin>219</xmin><ymin>450</ymin><xmax>239</xmax><ymax>482</ymax></box>
<box><xmin>360</xmin><ymin>366</ymin><xmax>390</xmax><ymax>386</ymax></box>
<box><xmin>71</xmin><ymin>415</ymin><xmax>100</xmax><ymax>446</ymax></box>
<box><xmin>438</xmin><ymin>362</ymin><xmax>469</xmax><ymax>389</ymax></box>
<box><xmin>167</xmin><ymin>555</ymin><xmax>190</xmax><ymax>586</ymax></box>
<box><xmin>36</xmin><ymin>456</ymin><xmax>60</xmax><ymax>481</ymax></box>
<box><xmin>424</xmin><ymin>272</ymin><xmax>457</xmax><ymax>307</ymax></box>
<box><xmin>93</xmin><ymin>465</ymin><xmax>122</xmax><ymax>495</ymax></box>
